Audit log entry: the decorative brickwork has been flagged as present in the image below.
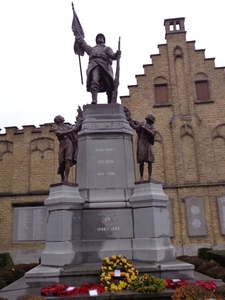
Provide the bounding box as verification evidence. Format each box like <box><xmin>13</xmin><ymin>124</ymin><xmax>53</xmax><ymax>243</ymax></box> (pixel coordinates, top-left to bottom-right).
<box><xmin>0</xmin><ymin>124</ymin><xmax>75</xmax><ymax>263</ymax></box>
<box><xmin>121</xmin><ymin>17</ymin><xmax>225</xmax><ymax>255</ymax></box>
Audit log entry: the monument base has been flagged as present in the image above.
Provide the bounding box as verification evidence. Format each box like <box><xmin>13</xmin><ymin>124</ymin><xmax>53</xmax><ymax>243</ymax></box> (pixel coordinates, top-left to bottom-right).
<box><xmin>25</xmin><ymin>181</ymin><xmax>195</xmax><ymax>285</ymax></box>
<box><xmin>25</xmin><ymin>260</ymin><xmax>194</xmax><ymax>287</ymax></box>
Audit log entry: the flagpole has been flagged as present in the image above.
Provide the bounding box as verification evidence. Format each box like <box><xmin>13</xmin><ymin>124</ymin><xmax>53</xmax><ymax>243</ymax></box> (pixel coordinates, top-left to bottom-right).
<box><xmin>78</xmin><ymin>54</ymin><xmax>83</xmax><ymax>85</ymax></box>
<box><xmin>71</xmin><ymin>2</ymin><xmax>84</xmax><ymax>85</ymax></box>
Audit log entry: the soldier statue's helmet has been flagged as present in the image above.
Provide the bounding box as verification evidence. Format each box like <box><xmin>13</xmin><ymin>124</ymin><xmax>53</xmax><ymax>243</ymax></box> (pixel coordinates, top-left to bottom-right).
<box><xmin>54</xmin><ymin>115</ymin><xmax>64</xmax><ymax>124</ymax></box>
<box><xmin>96</xmin><ymin>33</ymin><xmax>106</xmax><ymax>44</ymax></box>
<box><xmin>145</xmin><ymin>114</ymin><xmax>155</xmax><ymax>123</ymax></box>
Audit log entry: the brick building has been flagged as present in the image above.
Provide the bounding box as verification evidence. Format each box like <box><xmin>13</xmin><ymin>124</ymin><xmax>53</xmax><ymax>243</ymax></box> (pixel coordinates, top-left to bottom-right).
<box><xmin>1</xmin><ymin>17</ymin><xmax>225</xmax><ymax>263</ymax></box>
<box><xmin>0</xmin><ymin>124</ymin><xmax>76</xmax><ymax>263</ymax></box>
<box><xmin>122</xmin><ymin>17</ymin><xmax>225</xmax><ymax>255</ymax></box>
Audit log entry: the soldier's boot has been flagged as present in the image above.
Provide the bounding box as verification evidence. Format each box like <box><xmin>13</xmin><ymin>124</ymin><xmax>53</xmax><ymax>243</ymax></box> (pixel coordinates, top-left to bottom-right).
<box><xmin>107</xmin><ymin>91</ymin><xmax>113</xmax><ymax>103</ymax></box>
<box><xmin>91</xmin><ymin>91</ymin><xmax>98</xmax><ymax>104</ymax></box>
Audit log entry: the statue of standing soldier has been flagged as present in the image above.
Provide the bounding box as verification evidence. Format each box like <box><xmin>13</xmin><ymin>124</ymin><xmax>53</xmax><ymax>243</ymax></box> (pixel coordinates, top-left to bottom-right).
<box><xmin>124</xmin><ymin>107</ymin><xmax>156</xmax><ymax>181</ymax></box>
<box><xmin>53</xmin><ymin>107</ymin><xmax>83</xmax><ymax>183</ymax></box>
<box><xmin>71</xmin><ymin>3</ymin><xmax>121</xmax><ymax>104</ymax></box>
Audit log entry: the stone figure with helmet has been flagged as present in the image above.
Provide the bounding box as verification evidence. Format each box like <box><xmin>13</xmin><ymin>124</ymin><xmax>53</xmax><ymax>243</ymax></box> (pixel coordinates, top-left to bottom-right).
<box><xmin>75</xmin><ymin>33</ymin><xmax>121</xmax><ymax>104</ymax></box>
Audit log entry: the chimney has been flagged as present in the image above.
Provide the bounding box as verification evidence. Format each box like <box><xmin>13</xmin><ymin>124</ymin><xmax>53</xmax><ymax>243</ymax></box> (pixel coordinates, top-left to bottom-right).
<box><xmin>164</xmin><ymin>17</ymin><xmax>186</xmax><ymax>38</ymax></box>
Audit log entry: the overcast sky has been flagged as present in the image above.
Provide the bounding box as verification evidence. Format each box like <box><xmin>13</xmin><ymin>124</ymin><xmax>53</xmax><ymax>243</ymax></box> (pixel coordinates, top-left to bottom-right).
<box><xmin>0</xmin><ymin>0</ymin><xmax>224</xmax><ymax>133</ymax></box>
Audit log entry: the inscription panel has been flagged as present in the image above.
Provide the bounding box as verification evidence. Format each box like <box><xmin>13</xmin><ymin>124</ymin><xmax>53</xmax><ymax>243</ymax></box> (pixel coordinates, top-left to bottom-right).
<box><xmin>217</xmin><ymin>195</ymin><xmax>225</xmax><ymax>235</ymax></box>
<box><xmin>83</xmin><ymin>209</ymin><xmax>133</xmax><ymax>239</ymax></box>
<box><xmin>185</xmin><ymin>197</ymin><xmax>207</xmax><ymax>236</ymax></box>
<box><xmin>13</xmin><ymin>206</ymin><xmax>47</xmax><ymax>242</ymax></box>
<box><xmin>86</xmin><ymin>139</ymin><xmax>127</xmax><ymax>189</ymax></box>
<box><xmin>83</xmin><ymin>122</ymin><xmax>123</xmax><ymax>130</ymax></box>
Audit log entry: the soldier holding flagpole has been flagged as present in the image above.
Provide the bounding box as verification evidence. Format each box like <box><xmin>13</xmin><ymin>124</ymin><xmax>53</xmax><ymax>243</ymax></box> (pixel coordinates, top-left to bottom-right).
<box><xmin>71</xmin><ymin>3</ymin><xmax>121</xmax><ymax>104</ymax></box>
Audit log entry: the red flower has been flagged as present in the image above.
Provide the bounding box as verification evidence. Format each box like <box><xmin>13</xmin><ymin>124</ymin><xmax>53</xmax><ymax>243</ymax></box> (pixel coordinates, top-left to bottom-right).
<box><xmin>166</xmin><ymin>279</ymin><xmax>188</xmax><ymax>289</ymax></box>
<box><xmin>194</xmin><ymin>280</ymin><xmax>217</xmax><ymax>291</ymax></box>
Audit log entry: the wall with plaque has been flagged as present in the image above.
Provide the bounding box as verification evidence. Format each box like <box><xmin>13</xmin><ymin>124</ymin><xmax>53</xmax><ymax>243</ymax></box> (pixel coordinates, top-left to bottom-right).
<box><xmin>217</xmin><ymin>195</ymin><xmax>225</xmax><ymax>235</ymax></box>
<box><xmin>185</xmin><ymin>197</ymin><xmax>207</xmax><ymax>236</ymax></box>
<box><xmin>13</xmin><ymin>206</ymin><xmax>47</xmax><ymax>242</ymax></box>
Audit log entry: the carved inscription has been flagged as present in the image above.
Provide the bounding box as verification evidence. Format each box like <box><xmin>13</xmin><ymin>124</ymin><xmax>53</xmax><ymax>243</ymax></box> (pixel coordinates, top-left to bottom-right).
<box><xmin>95</xmin><ymin>148</ymin><xmax>116</xmax><ymax>177</ymax></box>
<box><xmin>95</xmin><ymin>148</ymin><xmax>115</xmax><ymax>152</ymax></box>
<box><xmin>97</xmin><ymin>226</ymin><xmax>120</xmax><ymax>232</ymax></box>
<box><xmin>84</xmin><ymin>122</ymin><xmax>122</xmax><ymax>130</ymax></box>
<box><xmin>83</xmin><ymin>210</ymin><xmax>133</xmax><ymax>240</ymax></box>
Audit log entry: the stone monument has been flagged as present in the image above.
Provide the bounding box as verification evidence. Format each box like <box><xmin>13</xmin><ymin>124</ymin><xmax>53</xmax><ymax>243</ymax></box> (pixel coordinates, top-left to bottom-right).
<box><xmin>25</xmin><ymin>6</ymin><xmax>194</xmax><ymax>286</ymax></box>
<box><xmin>25</xmin><ymin>103</ymin><xmax>194</xmax><ymax>286</ymax></box>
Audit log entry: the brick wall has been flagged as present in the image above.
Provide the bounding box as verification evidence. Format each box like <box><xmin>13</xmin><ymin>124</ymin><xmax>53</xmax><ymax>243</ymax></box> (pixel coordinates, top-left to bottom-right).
<box><xmin>0</xmin><ymin>123</ymin><xmax>75</xmax><ymax>263</ymax></box>
<box><xmin>121</xmin><ymin>17</ymin><xmax>225</xmax><ymax>255</ymax></box>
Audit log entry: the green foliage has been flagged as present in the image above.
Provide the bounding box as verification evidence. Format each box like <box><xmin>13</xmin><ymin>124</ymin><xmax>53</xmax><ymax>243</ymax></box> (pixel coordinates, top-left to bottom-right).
<box><xmin>0</xmin><ymin>253</ymin><xmax>14</xmax><ymax>268</ymax></box>
<box><xmin>196</xmin><ymin>259</ymin><xmax>219</xmax><ymax>273</ymax></box>
<box><xmin>206</xmin><ymin>249</ymin><xmax>225</xmax><ymax>268</ymax></box>
<box><xmin>215</xmin><ymin>284</ymin><xmax>225</xmax><ymax>297</ymax></box>
<box><xmin>197</xmin><ymin>247</ymin><xmax>213</xmax><ymax>261</ymax></box>
<box><xmin>129</xmin><ymin>273</ymin><xmax>166</xmax><ymax>294</ymax></box>
<box><xmin>178</xmin><ymin>255</ymin><xmax>225</xmax><ymax>283</ymax></box>
<box><xmin>0</xmin><ymin>263</ymin><xmax>38</xmax><ymax>289</ymax></box>
<box><xmin>177</xmin><ymin>255</ymin><xmax>204</xmax><ymax>269</ymax></box>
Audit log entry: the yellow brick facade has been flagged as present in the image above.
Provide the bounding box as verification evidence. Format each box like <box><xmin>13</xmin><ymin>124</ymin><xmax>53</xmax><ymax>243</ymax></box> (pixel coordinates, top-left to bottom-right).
<box><xmin>1</xmin><ymin>17</ymin><xmax>225</xmax><ymax>262</ymax></box>
<box><xmin>121</xmin><ymin>18</ymin><xmax>225</xmax><ymax>255</ymax></box>
<box><xmin>0</xmin><ymin>124</ymin><xmax>75</xmax><ymax>263</ymax></box>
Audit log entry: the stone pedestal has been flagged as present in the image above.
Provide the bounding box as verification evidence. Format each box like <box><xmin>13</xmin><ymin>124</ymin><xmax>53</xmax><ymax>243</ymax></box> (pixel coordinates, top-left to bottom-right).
<box><xmin>41</xmin><ymin>183</ymin><xmax>85</xmax><ymax>267</ymax></box>
<box><xmin>130</xmin><ymin>180</ymin><xmax>176</xmax><ymax>262</ymax></box>
<box><xmin>76</xmin><ymin>103</ymin><xmax>135</xmax><ymax>208</ymax></box>
<box><xmin>26</xmin><ymin>103</ymin><xmax>193</xmax><ymax>286</ymax></box>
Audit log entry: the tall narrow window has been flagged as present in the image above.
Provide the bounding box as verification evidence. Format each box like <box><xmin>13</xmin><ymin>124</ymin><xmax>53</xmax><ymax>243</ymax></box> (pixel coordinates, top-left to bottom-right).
<box><xmin>155</xmin><ymin>84</ymin><xmax>168</xmax><ymax>104</ymax></box>
<box><xmin>195</xmin><ymin>80</ymin><xmax>209</xmax><ymax>101</ymax></box>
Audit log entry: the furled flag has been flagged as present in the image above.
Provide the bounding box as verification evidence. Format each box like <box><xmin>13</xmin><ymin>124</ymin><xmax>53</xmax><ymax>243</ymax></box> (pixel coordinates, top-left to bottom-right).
<box><xmin>71</xmin><ymin>2</ymin><xmax>85</xmax><ymax>56</ymax></box>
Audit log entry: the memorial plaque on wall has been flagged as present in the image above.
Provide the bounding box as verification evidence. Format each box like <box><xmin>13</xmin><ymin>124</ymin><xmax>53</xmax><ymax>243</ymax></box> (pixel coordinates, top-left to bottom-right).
<box><xmin>13</xmin><ymin>206</ymin><xmax>47</xmax><ymax>242</ymax></box>
<box><xmin>217</xmin><ymin>195</ymin><xmax>225</xmax><ymax>235</ymax></box>
<box><xmin>185</xmin><ymin>197</ymin><xmax>207</xmax><ymax>236</ymax></box>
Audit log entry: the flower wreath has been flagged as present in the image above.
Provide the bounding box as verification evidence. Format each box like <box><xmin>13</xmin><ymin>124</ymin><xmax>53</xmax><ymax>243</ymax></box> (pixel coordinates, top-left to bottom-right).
<box><xmin>100</xmin><ymin>254</ymin><xmax>139</xmax><ymax>292</ymax></box>
<box><xmin>40</xmin><ymin>283</ymin><xmax>104</xmax><ymax>297</ymax></box>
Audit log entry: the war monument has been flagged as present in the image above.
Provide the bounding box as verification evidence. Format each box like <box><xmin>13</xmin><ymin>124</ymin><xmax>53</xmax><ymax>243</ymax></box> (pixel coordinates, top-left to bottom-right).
<box><xmin>25</xmin><ymin>2</ymin><xmax>194</xmax><ymax>291</ymax></box>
